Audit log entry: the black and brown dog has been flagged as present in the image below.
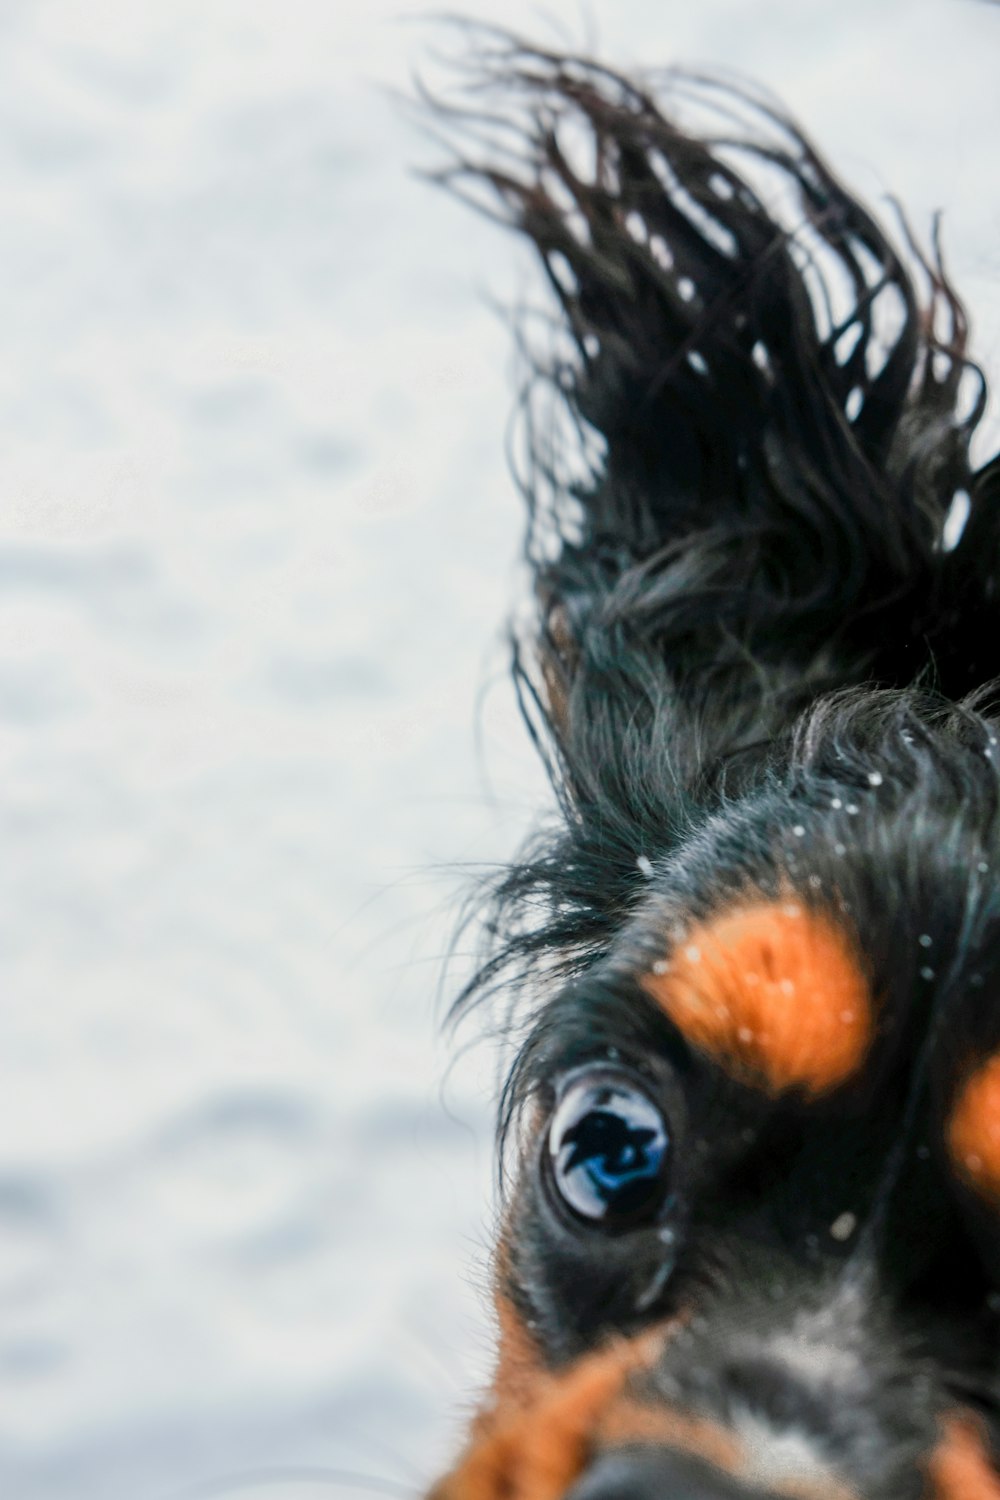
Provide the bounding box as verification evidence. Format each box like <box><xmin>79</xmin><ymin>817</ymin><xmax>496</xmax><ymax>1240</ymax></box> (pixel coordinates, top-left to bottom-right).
<box><xmin>427</xmin><ymin>30</ymin><xmax>1000</xmax><ymax>1500</ymax></box>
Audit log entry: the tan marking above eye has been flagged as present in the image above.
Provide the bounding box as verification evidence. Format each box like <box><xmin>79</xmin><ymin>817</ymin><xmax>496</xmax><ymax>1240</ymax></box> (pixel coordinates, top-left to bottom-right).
<box><xmin>639</xmin><ymin>900</ymin><xmax>873</xmax><ymax>1097</ymax></box>
<box><xmin>947</xmin><ymin>1054</ymin><xmax>1000</xmax><ymax>1203</ymax></box>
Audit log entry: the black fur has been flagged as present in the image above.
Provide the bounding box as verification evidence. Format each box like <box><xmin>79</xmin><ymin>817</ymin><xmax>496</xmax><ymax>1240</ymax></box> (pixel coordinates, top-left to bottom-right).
<box><xmin>426</xmin><ymin>28</ymin><xmax>1000</xmax><ymax>1500</ymax></box>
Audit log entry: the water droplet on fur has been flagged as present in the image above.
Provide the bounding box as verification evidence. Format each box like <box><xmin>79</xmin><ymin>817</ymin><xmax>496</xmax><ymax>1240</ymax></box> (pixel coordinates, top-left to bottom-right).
<box><xmin>846</xmin><ymin>804</ymin><xmax>859</xmax><ymax>816</ymax></box>
<box><xmin>685</xmin><ymin>945</ymin><xmax>701</xmax><ymax>963</ymax></box>
<box><xmin>737</xmin><ymin>1026</ymin><xmax>754</xmax><ymax>1043</ymax></box>
<box><xmin>751</xmin><ymin>340</ymin><xmax>771</xmax><ymax>372</ymax></box>
<box><xmin>834</xmin><ymin>843</ymin><xmax>846</xmax><ymax>856</ymax></box>
<box><xmin>792</xmin><ymin>825</ymin><xmax>806</xmax><ymax>837</ymax></box>
<box><xmin>808</xmin><ymin>875</ymin><xmax>822</xmax><ymax>889</ymax></box>
<box><xmin>840</xmin><ymin>1009</ymin><xmax>855</xmax><ymax>1024</ymax></box>
<box><xmin>831</xmin><ymin>798</ymin><xmax>843</xmax><ymax>810</ymax></box>
<box><xmin>978</xmin><ymin>862</ymin><xmax>989</xmax><ymax>874</ymax></box>
<box><xmin>783</xmin><ymin>904</ymin><xmax>802</xmax><ymax>919</ymax></box>
<box><xmin>868</xmin><ymin>770</ymin><xmax>883</xmax><ymax>787</ymax></box>
<box><xmin>966</xmin><ymin>1153</ymin><xmax>983</xmax><ymax>1172</ymax></box>
<box><xmin>636</xmin><ymin>854</ymin><xmax>654</xmax><ymax>878</ymax></box>
<box><xmin>780</xmin><ymin>979</ymin><xmax>795</xmax><ymax>996</ymax></box>
<box><xmin>635</xmin><ymin>1260</ymin><xmax>672</xmax><ymax>1312</ymax></box>
<box><xmin>830</xmin><ymin>1212</ymin><xmax>857</xmax><ymax>1241</ymax></box>
<box><xmin>652</xmin><ymin>959</ymin><xmax>669</xmax><ymax>975</ymax></box>
<box><xmin>920</xmin><ymin>966</ymin><xmax>935</xmax><ymax>981</ymax></box>
<box><xmin>918</xmin><ymin>934</ymin><xmax>932</xmax><ymax>948</ymax></box>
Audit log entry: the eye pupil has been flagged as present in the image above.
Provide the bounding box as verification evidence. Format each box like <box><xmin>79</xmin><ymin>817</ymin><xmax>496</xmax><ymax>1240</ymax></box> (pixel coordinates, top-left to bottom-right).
<box><xmin>548</xmin><ymin>1074</ymin><xmax>670</xmax><ymax>1227</ymax></box>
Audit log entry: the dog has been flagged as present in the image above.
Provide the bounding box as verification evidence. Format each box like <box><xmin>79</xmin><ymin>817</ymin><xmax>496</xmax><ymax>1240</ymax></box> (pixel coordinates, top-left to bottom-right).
<box><xmin>426</xmin><ymin>31</ymin><xmax>1000</xmax><ymax>1500</ymax></box>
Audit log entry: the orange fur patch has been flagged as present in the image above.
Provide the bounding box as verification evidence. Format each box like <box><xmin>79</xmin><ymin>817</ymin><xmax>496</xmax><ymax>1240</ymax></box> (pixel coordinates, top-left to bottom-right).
<box><xmin>640</xmin><ymin>900</ymin><xmax>873</xmax><ymax>1096</ymax></box>
<box><xmin>947</xmin><ymin>1053</ymin><xmax>1000</xmax><ymax>1203</ymax></box>
<box><xmin>927</xmin><ymin>1415</ymin><xmax>1000</xmax><ymax>1500</ymax></box>
<box><xmin>431</xmin><ymin>1334</ymin><xmax>659</xmax><ymax>1500</ymax></box>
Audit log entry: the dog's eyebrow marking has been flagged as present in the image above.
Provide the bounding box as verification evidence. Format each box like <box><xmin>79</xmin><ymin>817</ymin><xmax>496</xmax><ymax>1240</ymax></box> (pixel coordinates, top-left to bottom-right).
<box><xmin>640</xmin><ymin>901</ymin><xmax>873</xmax><ymax>1096</ymax></box>
<box><xmin>946</xmin><ymin>1054</ymin><xmax>1000</xmax><ymax>1203</ymax></box>
<box><xmin>926</xmin><ymin>1414</ymin><xmax>1000</xmax><ymax>1500</ymax></box>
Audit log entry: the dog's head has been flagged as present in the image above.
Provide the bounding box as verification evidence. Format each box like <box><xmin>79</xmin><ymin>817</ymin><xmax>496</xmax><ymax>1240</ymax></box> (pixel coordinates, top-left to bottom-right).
<box><xmin>426</xmin><ymin>31</ymin><xmax>1000</xmax><ymax>1500</ymax></box>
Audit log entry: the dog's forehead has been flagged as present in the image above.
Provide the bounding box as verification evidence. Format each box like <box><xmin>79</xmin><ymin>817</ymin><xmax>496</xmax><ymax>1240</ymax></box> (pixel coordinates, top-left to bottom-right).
<box><xmin>609</xmin><ymin>792</ymin><xmax>1000</xmax><ymax>1220</ymax></box>
<box><xmin>624</xmin><ymin>773</ymin><xmax>1000</xmax><ymax>1042</ymax></box>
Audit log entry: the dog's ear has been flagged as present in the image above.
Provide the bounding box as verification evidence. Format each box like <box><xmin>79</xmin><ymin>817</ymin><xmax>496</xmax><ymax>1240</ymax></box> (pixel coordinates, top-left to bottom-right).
<box><xmin>429</xmin><ymin>36</ymin><xmax>996</xmax><ymax>818</ymax></box>
<box><xmin>934</xmin><ymin>449</ymin><xmax>1000</xmax><ymax>696</ymax></box>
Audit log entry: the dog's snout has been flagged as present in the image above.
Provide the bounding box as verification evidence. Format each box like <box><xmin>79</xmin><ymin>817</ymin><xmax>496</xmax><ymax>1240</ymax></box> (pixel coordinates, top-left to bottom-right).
<box><xmin>565</xmin><ymin>1448</ymin><xmax>770</xmax><ymax>1500</ymax></box>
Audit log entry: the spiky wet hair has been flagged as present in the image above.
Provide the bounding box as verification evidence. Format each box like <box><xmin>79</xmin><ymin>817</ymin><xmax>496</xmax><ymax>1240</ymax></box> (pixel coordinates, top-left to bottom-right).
<box><xmin>424</xmin><ymin>29</ymin><xmax>1000</xmax><ymax>1087</ymax></box>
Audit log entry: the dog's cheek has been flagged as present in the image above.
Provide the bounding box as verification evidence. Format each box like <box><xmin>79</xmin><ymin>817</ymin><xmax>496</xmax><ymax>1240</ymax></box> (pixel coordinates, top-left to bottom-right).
<box><xmin>492</xmin><ymin>1165</ymin><xmax>684</xmax><ymax>1366</ymax></box>
<box><xmin>493</xmin><ymin>1288</ymin><xmax>544</xmax><ymax>1407</ymax></box>
<box><xmin>429</xmin><ymin>1335</ymin><xmax>661</xmax><ymax>1500</ymax></box>
<box><xmin>491</xmin><ymin>1181</ymin><xmax>552</xmax><ymax>1407</ymax></box>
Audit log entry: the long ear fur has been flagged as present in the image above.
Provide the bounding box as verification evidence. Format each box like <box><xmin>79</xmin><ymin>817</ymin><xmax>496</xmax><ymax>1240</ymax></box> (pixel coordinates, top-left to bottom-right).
<box><xmin>424</xmin><ymin>30</ymin><xmax>998</xmax><ymax>1011</ymax></box>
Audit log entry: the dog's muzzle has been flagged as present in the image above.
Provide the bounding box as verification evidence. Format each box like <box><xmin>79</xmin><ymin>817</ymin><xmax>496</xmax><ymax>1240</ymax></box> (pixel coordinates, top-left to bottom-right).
<box><xmin>566</xmin><ymin>1448</ymin><xmax>777</xmax><ymax>1500</ymax></box>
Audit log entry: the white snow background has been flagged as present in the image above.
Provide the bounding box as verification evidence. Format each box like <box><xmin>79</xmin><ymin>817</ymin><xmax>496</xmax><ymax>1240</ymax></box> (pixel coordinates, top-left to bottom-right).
<box><xmin>0</xmin><ymin>3</ymin><xmax>998</xmax><ymax>1499</ymax></box>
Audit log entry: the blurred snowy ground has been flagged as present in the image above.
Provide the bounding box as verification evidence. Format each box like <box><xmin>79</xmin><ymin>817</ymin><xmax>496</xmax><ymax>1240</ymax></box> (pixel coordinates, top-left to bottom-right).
<box><xmin>0</xmin><ymin>3</ymin><xmax>997</xmax><ymax>1499</ymax></box>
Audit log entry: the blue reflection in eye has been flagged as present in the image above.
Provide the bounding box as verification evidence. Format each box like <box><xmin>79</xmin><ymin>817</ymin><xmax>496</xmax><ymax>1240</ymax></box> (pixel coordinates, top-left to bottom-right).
<box><xmin>547</xmin><ymin>1073</ymin><xmax>670</xmax><ymax>1226</ymax></box>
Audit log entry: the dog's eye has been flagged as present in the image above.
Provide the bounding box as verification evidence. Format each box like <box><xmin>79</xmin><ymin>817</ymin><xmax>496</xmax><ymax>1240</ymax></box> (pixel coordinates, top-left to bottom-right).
<box><xmin>547</xmin><ymin>1072</ymin><xmax>671</xmax><ymax>1227</ymax></box>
